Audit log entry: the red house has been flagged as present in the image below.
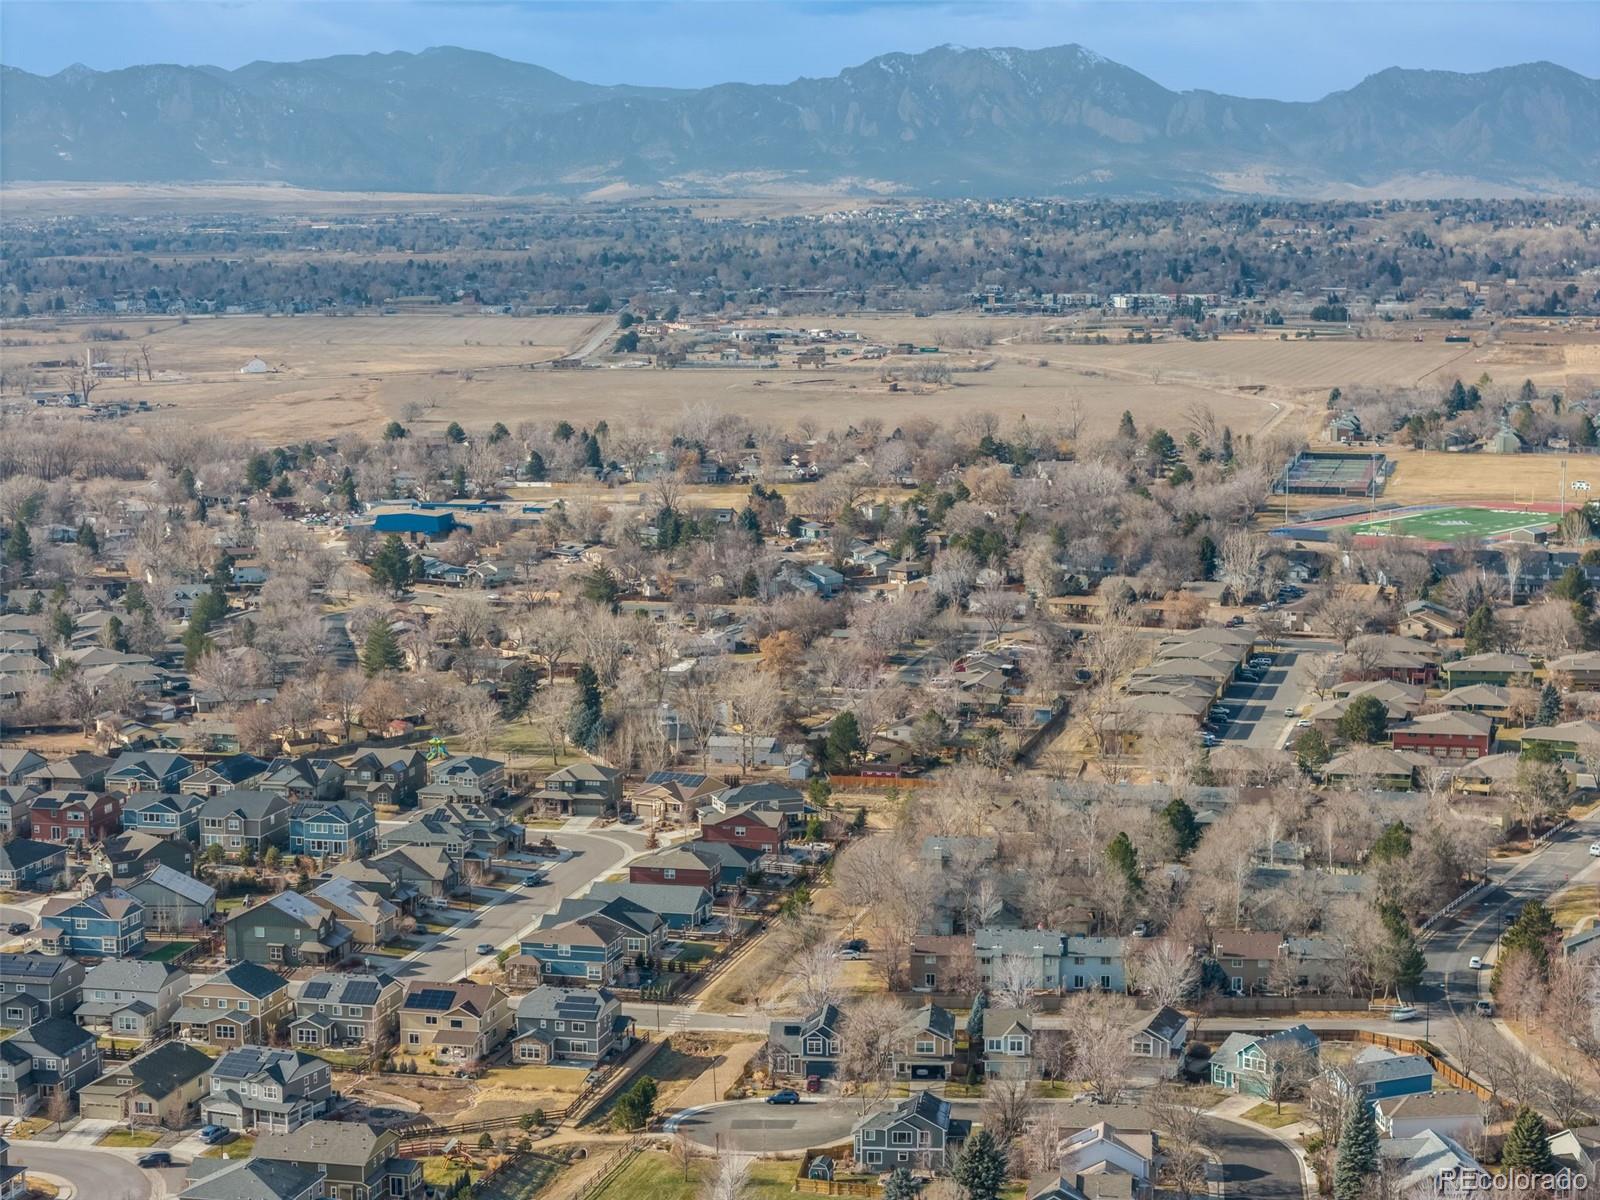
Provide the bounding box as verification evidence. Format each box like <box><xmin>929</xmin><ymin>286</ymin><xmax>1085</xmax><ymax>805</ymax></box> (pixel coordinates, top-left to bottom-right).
<box><xmin>699</xmin><ymin>803</ymin><xmax>785</xmax><ymax>854</ymax></box>
<box><xmin>628</xmin><ymin>843</ymin><xmax>721</xmax><ymax>889</ymax></box>
<box><xmin>1389</xmin><ymin>711</ymin><xmax>1494</xmax><ymax>760</ymax></box>
<box><xmin>29</xmin><ymin>789</ymin><xmax>122</xmax><ymax>844</ymax></box>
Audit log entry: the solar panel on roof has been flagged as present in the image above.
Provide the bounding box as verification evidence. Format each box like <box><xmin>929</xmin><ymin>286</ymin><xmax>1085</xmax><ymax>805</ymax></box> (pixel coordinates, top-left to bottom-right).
<box><xmin>644</xmin><ymin>770</ymin><xmax>707</xmax><ymax>787</ymax></box>
<box><xmin>301</xmin><ymin>981</ymin><xmax>331</xmax><ymax>1000</ymax></box>
<box><xmin>343</xmin><ymin>981</ymin><xmax>381</xmax><ymax>1006</ymax></box>
<box><xmin>408</xmin><ymin>988</ymin><xmax>454</xmax><ymax>1010</ymax></box>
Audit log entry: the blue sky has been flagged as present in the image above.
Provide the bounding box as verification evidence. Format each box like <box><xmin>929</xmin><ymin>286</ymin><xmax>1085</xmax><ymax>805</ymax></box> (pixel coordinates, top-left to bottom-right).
<box><xmin>2</xmin><ymin>1</ymin><xmax>1595</xmax><ymax>99</ymax></box>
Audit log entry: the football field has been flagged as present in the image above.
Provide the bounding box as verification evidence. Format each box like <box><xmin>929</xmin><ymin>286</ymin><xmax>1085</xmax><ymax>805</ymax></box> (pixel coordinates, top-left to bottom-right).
<box><xmin>1345</xmin><ymin>505</ymin><xmax>1558</xmax><ymax>541</ymax></box>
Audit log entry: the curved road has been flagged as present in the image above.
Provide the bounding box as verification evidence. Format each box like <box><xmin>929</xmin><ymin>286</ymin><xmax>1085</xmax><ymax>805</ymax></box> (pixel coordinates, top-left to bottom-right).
<box><xmin>8</xmin><ymin>1143</ymin><xmax>153</xmax><ymax>1200</ymax></box>
<box><xmin>670</xmin><ymin>1098</ymin><xmax>1303</xmax><ymax>1200</ymax></box>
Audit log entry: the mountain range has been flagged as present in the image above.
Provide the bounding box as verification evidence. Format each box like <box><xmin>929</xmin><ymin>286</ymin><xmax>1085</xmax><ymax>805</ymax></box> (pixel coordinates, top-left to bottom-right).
<box><xmin>3</xmin><ymin>43</ymin><xmax>1598</xmax><ymax>197</ymax></box>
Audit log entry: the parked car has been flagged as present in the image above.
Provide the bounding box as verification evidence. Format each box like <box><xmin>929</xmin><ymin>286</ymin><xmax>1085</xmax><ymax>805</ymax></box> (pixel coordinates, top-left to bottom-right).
<box><xmin>1390</xmin><ymin>1005</ymin><xmax>1419</xmax><ymax>1022</ymax></box>
<box><xmin>1475</xmin><ymin>1000</ymin><xmax>1495</xmax><ymax>1017</ymax></box>
<box><xmin>1469</xmin><ymin>955</ymin><xmax>1482</xmax><ymax>970</ymax></box>
<box><xmin>197</xmin><ymin>1125</ymin><xmax>231</xmax><ymax>1145</ymax></box>
<box><xmin>6</xmin><ymin>922</ymin><xmax>28</xmax><ymax>935</ymax></box>
<box><xmin>1227</xmin><ymin>615</ymin><xmax>1246</xmax><ymax>627</ymax></box>
<box><xmin>766</xmin><ymin>1089</ymin><xmax>801</xmax><ymax>1105</ymax></box>
<box><xmin>841</xmin><ymin>939</ymin><xmax>868</xmax><ymax>953</ymax></box>
<box><xmin>475</xmin><ymin>942</ymin><xmax>496</xmax><ymax>955</ymax></box>
<box><xmin>837</xmin><ymin>947</ymin><xmax>863</xmax><ymax>960</ymax></box>
<box><xmin>1283</xmin><ymin>707</ymin><xmax>1298</xmax><ymax>717</ymax></box>
<box><xmin>1590</xmin><ymin>840</ymin><xmax>1600</xmax><ymax>857</ymax></box>
<box><xmin>137</xmin><ymin>1152</ymin><xmax>174</xmax><ymax>1169</ymax></box>
<box><xmin>1132</xmin><ymin>921</ymin><xmax>1150</xmax><ymax>937</ymax></box>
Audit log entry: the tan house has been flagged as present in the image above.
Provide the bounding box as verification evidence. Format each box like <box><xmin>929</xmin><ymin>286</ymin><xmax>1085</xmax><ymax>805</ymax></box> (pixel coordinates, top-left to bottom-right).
<box><xmin>173</xmin><ymin>961</ymin><xmax>292</xmax><ymax>1049</ymax></box>
<box><xmin>77</xmin><ymin>1041</ymin><xmax>213</xmax><ymax>1128</ymax></box>
<box><xmin>308</xmin><ymin>878</ymin><xmax>400</xmax><ymax>948</ymax></box>
<box><xmin>398</xmin><ymin>981</ymin><xmax>510</xmax><ymax>1065</ymax></box>
<box><xmin>1213</xmin><ymin>929</ymin><xmax>1287</xmax><ymax>995</ymax></box>
<box><xmin>889</xmin><ymin>1003</ymin><xmax>958</xmax><ymax>1081</ymax></box>
<box><xmin>627</xmin><ymin>775</ymin><xmax>718</xmax><ymax>826</ymax></box>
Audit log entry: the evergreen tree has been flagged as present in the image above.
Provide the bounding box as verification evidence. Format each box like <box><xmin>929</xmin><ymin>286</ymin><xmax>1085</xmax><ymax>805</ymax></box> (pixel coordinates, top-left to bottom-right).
<box><xmin>123</xmin><ymin>581</ymin><xmax>150</xmax><ymax>613</ymax></box>
<box><xmin>245</xmin><ymin>453</ymin><xmax>273</xmax><ymax>492</ymax></box>
<box><xmin>1502</xmin><ymin>1106</ymin><xmax>1555</xmax><ymax>1173</ymax></box>
<box><xmin>581</xmin><ymin>565</ymin><xmax>621</xmax><ymax>612</ymax></box>
<box><xmin>568</xmin><ymin>664</ymin><xmax>604</xmax><ymax>751</ymax></box>
<box><xmin>76</xmin><ymin>521</ymin><xmax>100</xmax><ymax>555</ymax></box>
<box><xmin>825</xmin><ymin>711</ymin><xmax>863</xmax><ymax>769</ymax></box>
<box><xmin>1369</xmin><ymin>821</ymin><xmax>1412</xmax><ymax>863</ymax></box>
<box><xmin>1117</xmin><ymin>411</ymin><xmax>1137</xmax><ymax>440</ymax></box>
<box><xmin>954</xmin><ymin>1129</ymin><xmax>1006</xmax><ymax>1200</ymax></box>
<box><xmin>177</xmin><ymin>466</ymin><xmax>198</xmax><ymax>499</ymax></box>
<box><xmin>1332</xmin><ymin>1095</ymin><xmax>1378</xmax><ymax>1200</ymax></box>
<box><xmin>49</xmin><ymin>606</ymin><xmax>75</xmax><ymax>646</ymax></box>
<box><xmin>361</xmin><ymin>617</ymin><xmax>404</xmax><ymax>676</ymax></box>
<box><xmin>445</xmin><ymin>421</ymin><xmax>467</xmax><ymax>444</ymax></box>
<box><xmin>583</xmin><ymin>434</ymin><xmax>604</xmax><ymax>472</ymax></box>
<box><xmin>1161</xmin><ymin>797</ymin><xmax>1202</xmax><ymax>855</ymax></box>
<box><xmin>1462</xmin><ymin>604</ymin><xmax>1498</xmax><ymax>654</ymax></box>
<box><xmin>882</xmin><ymin>1168</ymin><xmax>918</xmax><ymax>1200</ymax></box>
<box><xmin>1494</xmin><ymin>900</ymin><xmax>1559</xmax><ymax>991</ymax></box>
<box><xmin>1376</xmin><ymin>902</ymin><xmax>1427</xmax><ymax>994</ymax></box>
<box><xmin>1107</xmin><ymin>831</ymin><xmax>1142</xmax><ymax>894</ymax></box>
<box><xmin>1536</xmin><ymin>681</ymin><xmax>1562</xmax><ymax>727</ymax></box>
<box><xmin>4</xmin><ymin>521</ymin><xmax>33</xmax><ymax>576</ymax></box>
<box><xmin>1336</xmin><ymin>695</ymin><xmax>1388</xmax><ymax>744</ymax></box>
<box><xmin>739</xmin><ymin>568</ymin><xmax>760</xmax><ymax>599</ymax></box>
<box><xmin>610</xmin><ymin>1076</ymin><xmax>657</xmax><ymax>1131</ymax></box>
<box><xmin>525</xmin><ymin>450</ymin><xmax>547</xmax><ymax>481</ymax></box>
<box><xmin>101</xmin><ymin>614</ymin><xmax>128</xmax><ymax>652</ymax></box>
<box><xmin>370</xmin><ymin>535</ymin><xmax>414</xmax><ymax>595</ymax></box>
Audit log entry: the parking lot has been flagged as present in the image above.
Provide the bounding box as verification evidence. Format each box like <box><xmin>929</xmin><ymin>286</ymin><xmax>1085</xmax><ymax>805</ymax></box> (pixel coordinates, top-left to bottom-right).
<box><xmin>1210</xmin><ymin>636</ymin><xmax>1339</xmax><ymax>750</ymax></box>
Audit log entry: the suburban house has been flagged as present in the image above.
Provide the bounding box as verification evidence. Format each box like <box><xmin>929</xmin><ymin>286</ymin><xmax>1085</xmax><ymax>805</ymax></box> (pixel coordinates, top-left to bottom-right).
<box><xmin>627</xmin><ymin>771</ymin><xmax>719</xmax><ymax>825</ymax></box>
<box><xmin>1389</xmin><ymin>711</ymin><xmax>1494</xmax><ymax>760</ymax></box>
<box><xmin>127</xmin><ymin>863</ymin><xmax>217</xmax><ymax>933</ymax></box>
<box><xmin>1213</xmin><ymin>929</ymin><xmax>1288</xmax><ymax>995</ymax></box>
<box><xmin>1330</xmin><ymin>1047</ymin><xmax>1435</xmax><ymax>1103</ymax></box>
<box><xmin>225</xmin><ymin>890</ymin><xmax>352</xmax><ymax>967</ymax></box>
<box><xmin>533</xmin><ymin>762</ymin><xmax>622</xmax><ymax>817</ymax></box>
<box><xmin>77</xmin><ymin>1041</ymin><xmax>213</xmax><ymax>1128</ymax></box>
<box><xmin>1547</xmin><ymin>651</ymin><xmax>1600</xmax><ymax>690</ymax></box>
<box><xmin>202</xmin><ymin>1046</ymin><xmax>333</xmax><ymax>1133</ymax></box>
<box><xmin>516</xmin><ymin>898</ymin><xmax>665</xmax><ymax>987</ymax></box>
<box><xmin>121</xmin><ymin>791</ymin><xmax>204</xmax><ymax>840</ymax></box>
<box><xmin>343</xmin><ymin>749</ymin><xmax>427</xmax><ymax>807</ymax></box>
<box><xmin>511</xmin><ymin>986</ymin><xmax>634</xmax><ymax>1068</ymax></box>
<box><xmin>0</xmin><ymin>750</ymin><xmax>47</xmax><ymax>786</ymax></box>
<box><xmin>197</xmin><ymin>790</ymin><xmax>292</xmax><ymax>855</ymax></box>
<box><xmin>308</xmin><ymin>877</ymin><xmax>399</xmax><ymax>948</ymax></box>
<box><xmin>699</xmin><ymin>803</ymin><xmax>785</xmax><ymax>855</ymax></box>
<box><xmin>888</xmin><ymin>1003</ymin><xmax>957</xmax><ymax>1082</ymax></box>
<box><xmin>1517</xmin><ymin>719</ymin><xmax>1600</xmax><ymax>761</ymax></box>
<box><xmin>0</xmin><ymin>1137</ymin><xmax>19</xmax><ymax>1200</ymax></box>
<box><xmin>1323</xmin><ymin>747</ymin><xmax>1429</xmax><ymax>791</ymax></box>
<box><xmin>289</xmin><ymin>798</ymin><xmax>377</xmax><ymax>860</ymax></box>
<box><xmin>0</xmin><ymin>787</ymin><xmax>35</xmax><ymax>841</ymax></box>
<box><xmin>852</xmin><ymin>1090</ymin><xmax>966</xmax><ymax>1172</ymax></box>
<box><xmin>0</xmin><ymin>838</ymin><xmax>67</xmax><ymax>891</ymax></box>
<box><xmin>585</xmin><ymin>880</ymin><xmax>713</xmax><ymax>931</ymax></box>
<box><xmin>255</xmin><ymin>1120</ymin><xmax>424</xmax><ymax>1200</ymax></box>
<box><xmin>1210</xmin><ymin>1026</ymin><xmax>1321</xmax><ymax>1095</ymax></box>
<box><xmin>105</xmin><ymin>752</ymin><xmax>194</xmax><ymax>795</ymax></box>
<box><xmin>181</xmin><ymin>1159</ymin><xmax>326</xmax><ymax>1200</ymax></box>
<box><xmin>627</xmin><ymin>844</ymin><xmax>721</xmax><ymax>890</ymax></box>
<box><xmin>179</xmin><ymin>753</ymin><xmax>272</xmax><ymax>797</ymax></box>
<box><xmin>0</xmin><ymin>1018</ymin><xmax>103</xmax><ymax>1117</ymax></box>
<box><xmin>39</xmin><ymin>888</ymin><xmax>146</xmax><ymax>958</ymax></box>
<box><xmin>75</xmin><ymin>958</ymin><xmax>185</xmax><ymax>1041</ymax></box>
<box><xmin>974</xmin><ymin>928</ymin><xmax>1069</xmax><ymax>992</ymax></box>
<box><xmin>22</xmin><ymin>752</ymin><xmax>112</xmax><ymax>792</ymax></box>
<box><xmin>981</xmin><ymin>1007</ymin><xmax>1037</xmax><ymax>1081</ymax></box>
<box><xmin>422</xmin><ymin>756</ymin><xmax>506</xmax><ymax>803</ymax></box>
<box><xmin>29</xmin><ymin>790</ymin><xmax>121</xmax><ymax>844</ymax></box>
<box><xmin>398</xmin><ymin>981</ymin><xmax>510</xmax><ymax>1065</ymax></box>
<box><xmin>174</xmin><ymin>961</ymin><xmax>293</xmax><ymax>1049</ymax></box>
<box><xmin>93</xmin><ymin>829</ymin><xmax>196</xmax><ymax>880</ymax></box>
<box><xmin>1056</xmin><ymin>1122</ymin><xmax>1157</xmax><ymax>1200</ymax></box>
<box><xmin>1375</xmin><ymin>1092</ymin><xmax>1486</xmax><ymax>1143</ymax></box>
<box><xmin>290</xmin><ymin>972</ymin><xmax>403</xmax><ymax>1053</ymax></box>
<box><xmin>768</xmin><ymin>1005</ymin><xmax>843</xmax><ymax>1081</ymax></box>
<box><xmin>256</xmin><ymin>757</ymin><xmax>346</xmax><ymax>802</ymax></box>
<box><xmin>0</xmin><ymin>954</ymin><xmax>84</xmax><ymax>1028</ymax></box>
<box><xmin>327</xmin><ymin>844</ymin><xmax>460</xmax><ymax>902</ymax></box>
<box><xmin>1377</xmin><ymin>1131</ymin><xmax>1482</xmax><ymax>1195</ymax></box>
<box><xmin>1440</xmin><ymin>653</ymin><xmax>1533</xmax><ymax>689</ymax></box>
<box><xmin>1129</xmin><ymin>1005</ymin><xmax>1191</xmax><ymax>1072</ymax></box>
<box><xmin>1437</xmin><ymin>685</ymin><xmax>1513</xmax><ymax>718</ymax></box>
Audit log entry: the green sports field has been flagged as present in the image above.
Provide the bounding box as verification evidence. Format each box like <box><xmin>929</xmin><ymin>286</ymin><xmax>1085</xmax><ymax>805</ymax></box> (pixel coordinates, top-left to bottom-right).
<box><xmin>1345</xmin><ymin>505</ymin><xmax>1558</xmax><ymax>541</ymax></box>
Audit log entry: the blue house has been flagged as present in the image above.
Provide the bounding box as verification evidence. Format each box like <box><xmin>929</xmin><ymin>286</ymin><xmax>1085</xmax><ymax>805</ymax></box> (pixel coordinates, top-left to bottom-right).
<box><xmin>38</xmin><ymin>888</ymin><xmax>146</xmax><ymax>957</ymax></box>
<box><xmin>289</xmin><ymin>798</ymin><xmax>377</xmax><ymax>860</ymax></box>
<box><xmin>1210</xmin><ymin>1025</ymin><xmax>1320</xmax><ymax>1096</ymax></box>
<box><xmin>122</xmin><ymin>790</ymin><xmax>204</xmax><ymax>841</ymax></box>
<box><xmin>518</xmin><ymin>898</ymin><xmax>666</xmax><ymax>988</ymax></box>
<box><xmin>586</xmin><ymin>881</ymin><xmax>713</xmax><ymax>931</ymax></box>
<box><xmin>1330</xmin><ymin>1048</ymin><xmax>1435</xmax><ymax>1104</ymax></box>
<box><xmin>0</xmin><ymin>839</ymin><xmax>68</xmax><ymax>891</ymax></box>
<box><xmin>105</xmin><ymin>752</ymin><xmax>194</xmax><ymax>795</ymax></box>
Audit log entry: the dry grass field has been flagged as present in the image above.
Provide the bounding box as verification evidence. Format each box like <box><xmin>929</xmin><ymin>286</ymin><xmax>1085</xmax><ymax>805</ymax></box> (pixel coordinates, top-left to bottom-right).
<box><xmin>8</xmin><ymin>311</ymin><xmax>1598</xmax><ymax>444</ymax></box>
<box><xmin>1378</xmin><ymin>447</ymin><xmax>1594</xmax><ymax>506</ymax></box>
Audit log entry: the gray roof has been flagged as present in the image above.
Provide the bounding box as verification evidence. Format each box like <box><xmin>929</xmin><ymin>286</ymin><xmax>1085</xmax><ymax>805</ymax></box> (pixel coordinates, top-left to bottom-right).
<box><xmin>200</xmin><ymin>960</ymin><xmax>290</xmax><ymax>1000</ymax></box>
<box><xmin>198</xmin><ymin>790</ymin><xmax>289</xmax><ymax>821</ymax></box>
<box><xmin>586</xmin><ymin>880</ymin><xmax>713</xmax><ymax>917</ymax></box>
<box><xmin>0</xmin><ymin>952</ymin><xmax>77</xmax><ymax>982</ymax></box>
<box><xmin>297</xmin><ymin>972</ymin><xmax>395</xmax><ymax>1007</ymax></box>
<box><xmin>515</xmin><ymin>985</ymin><xmax>615</xmax><ymax>1024</ymax></box>
<box><xmin>183</xmin><ymin>1157</ymin><xmax>325</xmax><ymax>1200</ymax></box>
<box><xmin>1340</xmin><ymin>1049</ymin><xmax>1434</xmax><ymax>1090</ymax></box>
<box><xmin>5</xmin><ymin>1016</ymin><xmax>98</xmax><ymax>1057</ymax></box>
<box><xmin>86</xmin><ymin>1040</ymin><xmax>212</xmax><ymax>1100</ymax></box>
<box><xmin>82</xmin><ymin>957</ymin><xmax>181</xmax><ymax>995</ymax></box>
<box><xmin>212</xmin><ymin>1046</ymin><xmax>327</xmax><ymax>1088</ymax></box>
<box><xmin>256</xmin><ymin>1120</ymin><xmax>387</xmax><ymax>1168</ymax></box>
<box><xmin>136</xmin><ymin>863</ymin><xmax>217</xmax><ymax>906</ymax></box>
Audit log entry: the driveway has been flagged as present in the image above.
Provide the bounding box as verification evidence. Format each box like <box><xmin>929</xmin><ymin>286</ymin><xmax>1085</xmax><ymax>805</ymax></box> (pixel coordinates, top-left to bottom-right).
<box><xmin>395</xmin><ymin>828</ymin><xmax>646</xmax><ymax>981</ymax></box>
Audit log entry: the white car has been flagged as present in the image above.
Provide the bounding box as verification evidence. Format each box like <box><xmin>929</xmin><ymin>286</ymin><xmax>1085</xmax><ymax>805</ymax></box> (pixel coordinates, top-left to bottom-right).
<box><xmin>1590</xmin><ymin>840</ymin><xmax>1600</xmax><ymax>857</ymax></box>
<box><xmin>1390</xmin><ymin>1005</ymin><xmax>1419</xmax><ymax>1022</ymax></box>
<box><xmin>1469</xmin><ymin>955</ymin><xmax>1482</xmax><ymax>970</ymax></box>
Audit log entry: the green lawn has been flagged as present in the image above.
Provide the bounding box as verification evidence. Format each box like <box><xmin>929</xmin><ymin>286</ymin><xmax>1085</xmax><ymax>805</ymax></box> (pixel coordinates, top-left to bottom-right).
<box><xmin>141</xmin><ymin>940</ymin><xmax>197</xmax><ymax>963</ymax></box>
<box><xmin>97</xmin><ymin>1129</ymin><xmax>163</xmax><ymax>1148</ymax></box>
<box><xmin>202</xmin><ymin>1135</ymin><xmax>255</xmax><ymax>1159</ymax></box>
<box><xmin>1240</xmin><ymin>1101</ymin><xmax>1306</xmax><ymax>1128</ymax></box>
<box><xmin>588</xmin><ymin>1153</ymin><xmax>796</xmax><ymax>1200</ymax></box>
<box><xmin>1346</xmin><ymin>505</ymin><xmax>1553</xmax><ymax>542</ymax></box>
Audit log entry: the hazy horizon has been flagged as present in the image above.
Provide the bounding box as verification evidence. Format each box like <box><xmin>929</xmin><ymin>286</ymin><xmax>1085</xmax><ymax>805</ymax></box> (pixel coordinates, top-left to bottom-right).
<box><xmin>3</xmin><ymin>0</ymin><xmax>1597</xmax><ymax>102</ymax></box>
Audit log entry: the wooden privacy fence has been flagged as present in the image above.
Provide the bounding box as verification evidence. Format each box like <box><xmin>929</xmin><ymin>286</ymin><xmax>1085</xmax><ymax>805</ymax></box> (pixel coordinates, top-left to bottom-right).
<box><xmin>1352</xmin><ymin>1030</ymin><xmax>1497</xmax><ymax>1104</ymax></box>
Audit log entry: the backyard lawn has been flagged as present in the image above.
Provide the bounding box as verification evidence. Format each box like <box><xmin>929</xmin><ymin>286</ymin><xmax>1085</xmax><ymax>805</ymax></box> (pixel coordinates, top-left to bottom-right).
<box><xmin>589</xmin><ymin>1152</ymin><xmax>796</xmax><ymax>1200</ymax></box>
<box><xmin>140</xmin><ymin>940</ymin><xmax>197</xmax><ymax>963</ymax></box>
<box><xmin>202</xmin><ymin>1135</ymin><xmax>255</xmax><ymax>1159</ymax></box>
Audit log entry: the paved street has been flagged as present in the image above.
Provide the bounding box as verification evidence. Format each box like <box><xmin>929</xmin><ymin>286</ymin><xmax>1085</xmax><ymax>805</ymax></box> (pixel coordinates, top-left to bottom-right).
<box><xmin>396</xmin><ymin>828</ymin><xmax>646</xmax><ymax>980</ymax></box>
<box><xmin>1215</xmin><ymin>637</ymin><xmax>1338</xmax><ymax>750</ymax></box>
<box><xmin>8</xmin><ymin>1143</ymin><xmax>155</xmax><ymax>1200</ymax></box>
